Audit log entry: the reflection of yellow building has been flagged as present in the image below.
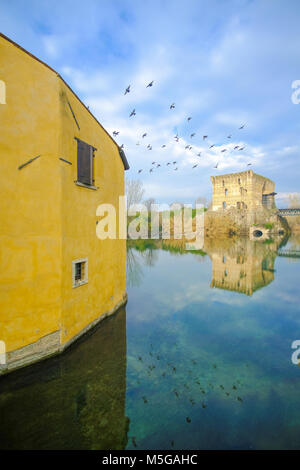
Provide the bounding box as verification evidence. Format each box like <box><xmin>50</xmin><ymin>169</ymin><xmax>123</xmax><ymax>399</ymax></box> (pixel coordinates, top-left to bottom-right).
<box><xmin>0</xmin><ymin>307</ymin><xmax>129</xmax><ymax>449</ymax></box>
<box><xmin>0</xmin><ymin>34</ymin><xmax>129</xmax><ymax>374</ymax></box>
<box><xmin>205</xmin><ymin>238</ymin><xmax>277</xmax><ymax>296</ymax></box>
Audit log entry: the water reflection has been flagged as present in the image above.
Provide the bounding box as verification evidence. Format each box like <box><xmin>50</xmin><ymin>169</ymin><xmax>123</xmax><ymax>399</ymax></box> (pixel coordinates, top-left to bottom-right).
<box><xmin>0</xmin><ymin>307</ymin><xmax>128</xmax><ymax>450</ymax></box>
<box><xmin>127</xmin><ymin>236</ymin><xmax>295</xmax><ymax>296</ymax></box>
<box><xmin>1</xmin><ymin>235</ymin><xmax>300</xmax><ymax>449</ymax></box>
<box><xmin>125</xmin><ymin>234</ymin><xmax>300</xmax><ymax>450</ymax></box>
<box><xmin>204</xmin><ymin>237</ymin><xmax>278</xmax><ymax>296</ymax></box>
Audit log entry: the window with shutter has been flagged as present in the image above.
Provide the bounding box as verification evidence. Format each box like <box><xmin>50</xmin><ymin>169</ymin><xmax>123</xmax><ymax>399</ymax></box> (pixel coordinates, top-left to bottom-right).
<box><xmin>77</xmin><ymin>139</ymin><xmax>93</xmax><ymax>186</ymax></box>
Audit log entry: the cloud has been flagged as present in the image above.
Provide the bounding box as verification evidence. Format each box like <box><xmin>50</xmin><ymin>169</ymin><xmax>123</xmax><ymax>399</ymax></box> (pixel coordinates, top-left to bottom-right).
<box><xmin>1</xmin><ymin>0</ymin><xmax>300</xmax><ymax>203</ymax></box>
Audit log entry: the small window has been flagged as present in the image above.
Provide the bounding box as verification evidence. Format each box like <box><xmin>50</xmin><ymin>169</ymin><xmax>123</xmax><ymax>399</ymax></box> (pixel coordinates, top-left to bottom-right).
<box><xmin>222</xmin><ymin>180</ymin><xmax>225</xmax><ymax>187</ymax></box>
<box><xmin>72</xmin><ymin>258</ymin><xmax>88</xmax><ymax>288</ymax></box>
<box><xmin>76</xmin><ymin>139</ymin><xmax>94</xmax><ymax>186</ymax></box>
<box><xmin>225</xmin><ymin>188</ymin><xmax>228</xmax><ymax>196</ymax></box>
<box><xmin>238</xmin><ymin>178</ymin><xmax>241</xmax><ymax>185</ymax></box>
<box><xmin>223</xmin><ymin>201</ymin><xmax>226</xmax><ymax>209</ymax></box>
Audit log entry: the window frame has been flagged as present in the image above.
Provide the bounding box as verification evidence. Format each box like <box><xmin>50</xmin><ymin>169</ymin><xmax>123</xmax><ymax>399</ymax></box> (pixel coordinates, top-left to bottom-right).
<box><xmin>72</xmin><ymin>257</ymin><xmax>88</xmax><ymax>288</ymax></box>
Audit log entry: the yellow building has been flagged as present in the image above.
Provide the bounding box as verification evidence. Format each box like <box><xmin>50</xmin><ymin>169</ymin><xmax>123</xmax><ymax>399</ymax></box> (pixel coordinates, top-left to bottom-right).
<box><xmin>0</xmin><ymin>33</ymin><xmax>129</xmax><ymax>374</ymax></box>
<box><xmin>211</xmin><ymin>170</ymin><xmax>276</xmax><ymax>211</ymax></box>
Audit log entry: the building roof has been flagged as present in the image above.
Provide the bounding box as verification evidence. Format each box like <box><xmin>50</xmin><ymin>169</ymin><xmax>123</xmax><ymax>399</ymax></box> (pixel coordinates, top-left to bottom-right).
<box><xmin>210</xmin><ymin>169</ymin><xmax>274</xmax><ymax>184</ymax></box>
<box><xmin>0</xmin><ymin>32</ymin><xmax>129</xmax><ymax>171</ymax></box>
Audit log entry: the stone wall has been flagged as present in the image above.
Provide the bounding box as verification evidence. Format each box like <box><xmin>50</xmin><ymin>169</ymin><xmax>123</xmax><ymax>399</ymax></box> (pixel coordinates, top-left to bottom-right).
<box><xmin>204</xmin><ymin>207</ymin><xmax>287</xmax><ymax>238</ymax></box>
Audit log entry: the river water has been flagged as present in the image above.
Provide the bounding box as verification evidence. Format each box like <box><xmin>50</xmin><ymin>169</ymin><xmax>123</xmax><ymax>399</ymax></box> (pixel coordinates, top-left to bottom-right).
<box><xmin>1</xmin><ymin>235</ymin><xmax>300</xmax><ymax>449</ymax></box>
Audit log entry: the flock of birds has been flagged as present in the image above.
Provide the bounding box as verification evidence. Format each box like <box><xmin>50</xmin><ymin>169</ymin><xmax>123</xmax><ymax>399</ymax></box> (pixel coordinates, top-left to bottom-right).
<box><xmin>111</xmin><ymin>80</ymin><xmax>252</xmax><ymax>175</ymax></box>
<box><xmin>128</xmin><ymin>341</ymin><xmax>246</xmax><ymax>449</ymax></box>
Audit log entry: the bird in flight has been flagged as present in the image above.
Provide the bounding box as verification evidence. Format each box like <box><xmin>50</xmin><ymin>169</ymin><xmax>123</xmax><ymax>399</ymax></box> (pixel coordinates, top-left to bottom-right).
<box><xmin>120</xmin><ymin>144</ymin><xmax>124</xmax><ymax>149</ymax></box>
<box><xmin>161</xmin><ymin>144</ymin><xmax>166</xmax><ymax>148</ymax></box>
<box><xmin>239</xmin><ymin>124</ymin><xmax>245</xmax><ymax>129</ymax></box>
<box><xmin>166</xmin><ymin>162</ymin><xmax>171</xmax><ymax>165</ymax></box>
<box><xmin>187</xmin><ymin>117</ymin><xmax>192</xmax><ymax>121</ymax></box>
<box><xmin>247</xmin><ymin>163</ymin><xmax>252</xmax><ymax>166</ymax></box>
<box><xmin>209</xmin><ymin>144</ymin><xmax>215</xmax><ymax>149</ymax></box>
<box><xmin>214</xmin><ymin>162</ymin><xmax>219</xmax><ymax>168</ymax></box>
<box><xmin>185</xmin><ymin>145</ymin><xmax>190</xmax><ymax>149</ymax></box>
<box><xmin>152</xmin><ymin>161</ymin><xmax>156</xmax><ymax>165</ymax></box>
<box><xmin>234</xmin><ymin>145</ymin><xmax>239</xmax><ymax>150</ymax></box>
<box><xmin>156</xmin><ymin>164</ymin><xmax>161</xmax><ymax>168</ymax></box>
<box><xmin>203</xmin><ymin>135</ymin><xmax>208</xmax><ymax>140</ymax></box>
<box><xmin>239</xmin><ymin>146</ymin><xmax>245</xmax><ymax>151</ymax></box>
<box><xmin>142</xmin><ymin>133</ymin><xmax>147</xmax><ymax>138</ymax></box>
<box><xmin>113</xmin><ymin>131</ymin><xmax>119</xmax><ymax>136</ymax></box>
<box><xmin>190</xmin><ymin>133</ymin><xmax>195</xmax><ymax>138</ymax></box>
<box><xmin>170</xmin><ymin>103</ymin><xmax>175</xmax><ymax>109</ymax></box>
<box><xmin>148</xmin><ymin>145</ymin><xmax>152</xmax><ymax>150</ymax></box>
<box><xmin>146</xmin><ymin>81</ymin><xmax>154</xmax><ymax>87</ymax></box>
<box><xmin>221</xmin><ymin>149</ymin><xmax>227</xmax><ymax>153</ymax></box>
<box><xmin>192</xmin><ymin>164</ymin><xmax>198</xmax><ymax>169</ymax></box>
<box><xmin>227</xmin><ymin>135</ymin><xmax>231</xmax><ymax>139</ymax></box>
<box><xmin>173</xmin><ymin>161</ymin><xmax>177</xmax><ymax>164</ymax></box>
<box><xmin>124</xmin><ymin>85</ymin><xmax>130</xmax><ymax>95</ymax></box>
<box><xmin>197</xmin><ymin>152</ymin><xmax>201</xmax><ymax>157</ymax></box>
<box><xmin>174</xmin><ymin>167</ymin><xmax>178</xmax><ymax>171</ymax></box>
<box><xmin>149</xmin><ymin>168</ymin><xmax>153</xmax><ymax>173</ymax></box>
<box><xmin>130</xmin><ymin>109</ymin><xmax>136</xmax><ymax>117</ymax></box>
<box><xmin>136</xmin><ymin>142</ymin><xmax>140</xmax><ymax>146</ymax></box>
<box><xmin>138</xmin><ymin>169</ymin><xmax>143</xmax><ymax>173</ymax></box>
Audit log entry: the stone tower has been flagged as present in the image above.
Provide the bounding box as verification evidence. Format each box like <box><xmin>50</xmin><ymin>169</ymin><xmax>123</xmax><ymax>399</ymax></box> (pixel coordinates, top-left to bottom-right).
<box><xmin>210</xmin><ymin>170</ymin><xmax>276</xmax><ymax>212</ymax></box>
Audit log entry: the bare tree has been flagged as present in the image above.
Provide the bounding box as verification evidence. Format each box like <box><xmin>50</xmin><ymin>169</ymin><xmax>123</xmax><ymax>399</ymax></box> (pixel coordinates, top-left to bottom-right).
<box><xmin>125</xmin><ymin>179</ymin><xmax>145</xmax><ymax>208</ymax></box>
<box><xmin>143</xmin><ymin>198</ymin><xmax>156</xmax><ymax>212</ymax></box>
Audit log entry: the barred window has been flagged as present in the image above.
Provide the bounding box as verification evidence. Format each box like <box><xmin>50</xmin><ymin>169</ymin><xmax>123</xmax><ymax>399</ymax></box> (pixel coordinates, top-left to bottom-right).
<box><xmin>72</xmin><ymin>258</ymin><xmax>88</xmax><ymax>288</ymax></box>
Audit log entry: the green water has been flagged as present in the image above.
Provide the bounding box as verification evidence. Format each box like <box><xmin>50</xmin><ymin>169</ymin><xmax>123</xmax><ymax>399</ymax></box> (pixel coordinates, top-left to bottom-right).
<box><xmin>1</xmin><ymin>235</ymin><xmax>300</xmax><ymax>449</ymax></box>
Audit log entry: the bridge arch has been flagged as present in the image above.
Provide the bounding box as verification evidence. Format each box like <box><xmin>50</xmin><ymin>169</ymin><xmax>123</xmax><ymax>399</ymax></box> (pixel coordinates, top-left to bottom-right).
<box><xmin>253</xmin><ymin>229</ymin><xmax>263</xmax><ymax>238</ymax></box>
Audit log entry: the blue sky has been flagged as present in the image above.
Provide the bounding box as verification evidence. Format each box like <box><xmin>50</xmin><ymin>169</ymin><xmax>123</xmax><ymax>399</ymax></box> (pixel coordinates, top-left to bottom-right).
<box><xmin>1</xmin><ymin>0</ymin><xmax>300</xmax><ymax>205</ymax></box>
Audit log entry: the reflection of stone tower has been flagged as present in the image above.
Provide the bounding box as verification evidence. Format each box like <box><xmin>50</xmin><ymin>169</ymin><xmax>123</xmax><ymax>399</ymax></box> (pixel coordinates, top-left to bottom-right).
<box><xmin>205</xmin><ymin>238</ymin><xmax>277</xmax><ymax>296</ymax></box>
<box><xmin>0</xmin><ymin>307</ymin><xmax>129</xmax><ymax>450</ymax></box>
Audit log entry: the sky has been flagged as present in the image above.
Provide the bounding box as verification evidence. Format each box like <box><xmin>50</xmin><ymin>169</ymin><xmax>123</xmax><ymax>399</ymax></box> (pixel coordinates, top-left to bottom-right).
<box><xmin>1</xmin><ymin>0</ymin><xmax>300</xmax><ymax>206</ymax></box>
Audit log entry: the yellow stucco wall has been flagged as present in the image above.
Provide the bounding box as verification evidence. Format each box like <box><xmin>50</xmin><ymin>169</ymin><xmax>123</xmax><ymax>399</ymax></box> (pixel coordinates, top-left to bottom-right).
<box><xmin>0</xmin><ymin>34</ymin><xmax>127</xmax><ymax>364</ymax></box>
<box><xmin>58</xmin><ymin>80</ymin><xmax>126</xmax><ymax>345</ymax></box>
<box><xmin>0</xmin><ymin>35</ymin><xmax>62</xmax><ymax>354</ymax></box>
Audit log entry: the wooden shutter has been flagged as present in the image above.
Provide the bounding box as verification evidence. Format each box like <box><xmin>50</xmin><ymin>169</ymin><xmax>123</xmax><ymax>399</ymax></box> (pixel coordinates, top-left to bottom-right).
<box><xmin>77</xmin><ymin>140</ymin><xmax>92</xmax><ymax>185</ymax></box>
